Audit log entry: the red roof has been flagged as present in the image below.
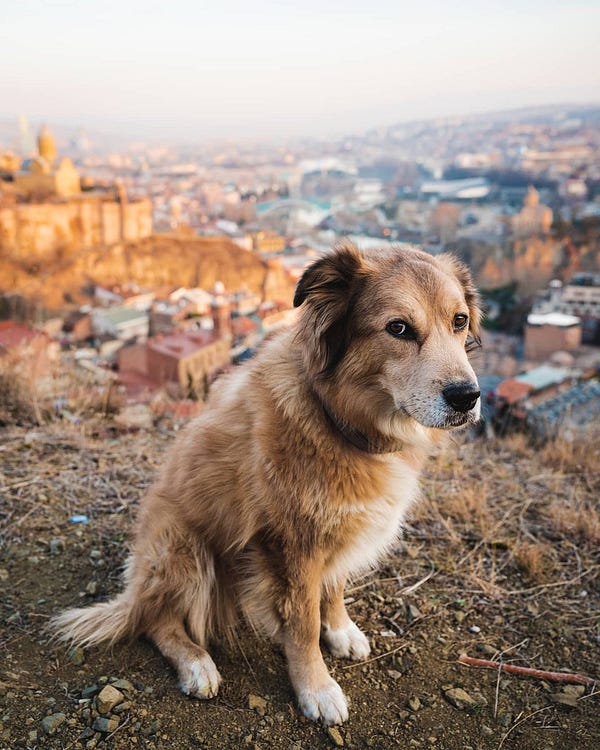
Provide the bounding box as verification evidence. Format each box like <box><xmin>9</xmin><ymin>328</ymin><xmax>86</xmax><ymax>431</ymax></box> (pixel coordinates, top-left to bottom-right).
<box><xmin>496</xmin><ymin>378</ymin><xmax>533</xmax><ymax>404</ymax></box>
<box><xmin>0</xmin><ymin>321</ymin><xmax>44</xmax><ymax>349</ymax></box>
<box><xmin>148</xmin><ymin>330</ymin><xmax>218</xmax><ymax>360</ymax></box>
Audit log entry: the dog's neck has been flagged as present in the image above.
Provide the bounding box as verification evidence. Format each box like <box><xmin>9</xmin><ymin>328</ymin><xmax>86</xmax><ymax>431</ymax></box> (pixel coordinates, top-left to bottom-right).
<box><xmin>316</xmin><ymin>393</ymin><xmax>404</xmax><ymax>455</ymax></box>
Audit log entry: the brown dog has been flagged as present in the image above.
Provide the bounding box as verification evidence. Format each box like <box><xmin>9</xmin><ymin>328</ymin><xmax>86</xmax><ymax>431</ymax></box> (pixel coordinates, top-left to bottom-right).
<box><xmin>52</xmin><ymin>242</ymin><xmax>481</xmax><ymax>725</ymax></box>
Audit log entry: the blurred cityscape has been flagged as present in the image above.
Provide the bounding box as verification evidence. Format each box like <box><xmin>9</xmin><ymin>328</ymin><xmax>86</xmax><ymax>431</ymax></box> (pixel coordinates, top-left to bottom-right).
<box><xmin>1</xmin><ymin>103</ymin><xmax>600</xmax><ymax>437</ymax></box>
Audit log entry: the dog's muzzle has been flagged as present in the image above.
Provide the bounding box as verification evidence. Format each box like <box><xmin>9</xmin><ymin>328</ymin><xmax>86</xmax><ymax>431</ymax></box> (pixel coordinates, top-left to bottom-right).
<box><xmin>442</xmin><ymin>382</ymin><xmax>480</xmax><ymax>414</ymax></box>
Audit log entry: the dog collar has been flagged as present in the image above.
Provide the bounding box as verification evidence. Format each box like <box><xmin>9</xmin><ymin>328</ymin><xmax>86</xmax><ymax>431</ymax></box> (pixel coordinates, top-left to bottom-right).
<box><xmin>319</xmin><ymin>398</ymin><xmax>403</xmax><ymax>455</ymax></box>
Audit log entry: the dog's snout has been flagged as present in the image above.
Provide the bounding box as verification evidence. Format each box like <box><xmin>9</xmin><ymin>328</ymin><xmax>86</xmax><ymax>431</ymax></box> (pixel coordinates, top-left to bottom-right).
<box><xmin>442</xmin><ymin>382</ymin><xmax>480</xmax><ymax>413</ymax></box>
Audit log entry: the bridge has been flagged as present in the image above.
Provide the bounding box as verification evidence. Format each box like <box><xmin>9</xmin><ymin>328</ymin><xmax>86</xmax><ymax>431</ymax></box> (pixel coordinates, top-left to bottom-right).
<box><xmin>255</xmin><ymin>198</ymin><xmax>331</xmax><ymax>223</ymax></box>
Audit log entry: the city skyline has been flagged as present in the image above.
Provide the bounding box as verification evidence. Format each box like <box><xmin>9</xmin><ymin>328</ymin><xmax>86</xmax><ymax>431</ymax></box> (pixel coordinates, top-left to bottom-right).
<box><xmin>2</xmin><ymin>0</ymin><xmax>600</xmax><ymax>140</ymax></box>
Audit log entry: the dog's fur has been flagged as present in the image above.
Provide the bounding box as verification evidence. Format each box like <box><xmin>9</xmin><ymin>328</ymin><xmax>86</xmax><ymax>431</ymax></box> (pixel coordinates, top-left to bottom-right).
<box><xmin>52</xmin><ymin>243</ymin><xmax>481</xmax><ymax>725</ymax></box>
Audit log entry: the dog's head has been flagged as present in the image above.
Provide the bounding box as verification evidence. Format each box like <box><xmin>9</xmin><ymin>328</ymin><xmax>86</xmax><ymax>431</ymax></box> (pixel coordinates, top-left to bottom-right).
<box><xmin>294</xmin><ymin>242</ymin><xmax>482</xmax><ymax>434</ymax></box>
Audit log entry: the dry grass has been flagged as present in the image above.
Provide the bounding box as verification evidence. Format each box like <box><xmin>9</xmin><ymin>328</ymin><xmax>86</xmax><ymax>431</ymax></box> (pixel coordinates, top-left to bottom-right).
<box><xmin>0</xmin><ymin>351</ymin><xmax>44</xmax><ymax>425</ymax></box>
<box><xmin>512</xmin><ymin>541</ymin><xmax>552</xmax><ymax>582</ymax></box>
<box><xmin>539</xmin><ymin>428</ymin><xmax>600</xmax><ymax>476</ymax></box>
<box><xmin>548</xmin><ymin>495</ymin><xmax>600</xmax><ymax>544</ymax></box>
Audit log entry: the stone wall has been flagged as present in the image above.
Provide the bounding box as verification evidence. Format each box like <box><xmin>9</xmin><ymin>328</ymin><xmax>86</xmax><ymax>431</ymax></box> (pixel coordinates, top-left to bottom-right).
<box><xmin>0</xmin><ymin>196</ymin><xmax>152</xmax><ymax>261</ymax></box>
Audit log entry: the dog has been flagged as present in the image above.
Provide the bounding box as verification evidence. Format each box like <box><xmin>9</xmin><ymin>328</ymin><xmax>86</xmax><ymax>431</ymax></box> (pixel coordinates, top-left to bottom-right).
<box><xmin>52</xmin><ymin>242</ymin><xmax>481</xmax><ymax>725</ymax></box>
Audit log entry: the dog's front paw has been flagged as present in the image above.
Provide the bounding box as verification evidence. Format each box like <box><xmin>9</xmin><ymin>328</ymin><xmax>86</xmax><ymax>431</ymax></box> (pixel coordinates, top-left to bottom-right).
<box><xmin>178</xmin><ymin>653</ymin><xmax>222</xmax><ymax>699</ymax></box>
<box><xmin>297</xmin><ymin>678</ymin><xmax>349</xmax><ymax>725</ymax></box>
<box><xmin>322</xmin><ymin>621</ymin><xmax>371</xmax><ymax>660</ymax></box>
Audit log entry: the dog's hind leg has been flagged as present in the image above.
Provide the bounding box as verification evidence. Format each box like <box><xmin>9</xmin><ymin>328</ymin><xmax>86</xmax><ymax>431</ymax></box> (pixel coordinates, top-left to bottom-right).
<box><xmin>147</xmin><ymin>614</ymin><xmax>222</xmax><ymax>699</ymax></box>
<box><xmin>320</xmin><ymin>578</ymin><xmax>370</xmax><ymax>661</ymax></box>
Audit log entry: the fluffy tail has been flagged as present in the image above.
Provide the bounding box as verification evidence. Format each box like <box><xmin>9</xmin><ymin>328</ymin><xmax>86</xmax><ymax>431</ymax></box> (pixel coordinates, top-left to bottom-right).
<box><xmin>49</xmin><ymin>593</ymin><xmax>138</xmax><ymax>649</ymax></box>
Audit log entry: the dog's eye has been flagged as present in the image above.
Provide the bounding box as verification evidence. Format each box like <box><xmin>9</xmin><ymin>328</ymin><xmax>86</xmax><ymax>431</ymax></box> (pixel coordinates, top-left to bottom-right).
<box><xmin>453</xmin><ymin>314</ymin><xmax>469</xmax><ymax>332</ymax></box>
<box><xmin>386</xmin><ymin>320</ymin><xmax>415</xmax><ymax>339</ymax></box>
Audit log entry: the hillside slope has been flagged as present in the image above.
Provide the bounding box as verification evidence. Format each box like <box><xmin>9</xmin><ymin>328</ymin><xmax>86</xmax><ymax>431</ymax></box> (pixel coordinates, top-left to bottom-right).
<box><xmin>0</xmin><ymin>234</ymin><xmax>296</xmax><ymax>309</ymax></box>
<box><xmin>0</xmin><ymin>419</ymin><xmax>598</xmax><ymax>749</ymax></box>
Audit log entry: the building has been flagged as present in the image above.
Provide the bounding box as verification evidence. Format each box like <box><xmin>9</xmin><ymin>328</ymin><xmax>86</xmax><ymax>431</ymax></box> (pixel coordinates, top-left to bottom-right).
<box><xmin>524</xmin><ymin>312</ymin><xmax>582</xmax><ymax>360</ymax></box>
<box><xmin>118</xmin><ymin>295</ymin><xmax>233</xmax><ymax>397</ymax></box>
<box><xmin>527</xmin><ymin>379</ymin><xmax>600</xmax><ymax>439</ymax></box>
<box><xmin>13</xmin><ymin>126</ymin><xmax>81</xmax><ymax>199</ymax></box>
<box><xmin>0</xmin><ymin>320</ymin><xmax>57</xmax><ymax>377</ymax></box>
<box><xmin>0</xmin><ymin>125</ymin><xmax>153</xmax><ymax>259</ymax></box>
<box><xmin>533</xmin><ymin>274</ymin><xmax>600</xmax><ymax>343</ymax></box>
<box><xmin>510</xmin><ymin>186</ymin><xmax>553</xmax><ymax>237</ymax></box>
<box><xmin>252</xmin><ymin>230</ymin><xmax>286</xmax><ymax>254</ymax></box>
<box><xmin>420</xmin><ymin>177</ymin><xmax>490</xmax><ymax>200</ymax></box>
<box><xmin>118</xmin><ymin>329</ymin><xmax>231</xmax><ymax>397</ymax></box>
<box><xmin>493</xmin><ymin>365</ymin><xmax>576</xmax><ymax>425</ymax></box>
<box><xmin>91</xmin><ymin>307</ymin><xmax>149</xmax><ymax>341</ymax></box>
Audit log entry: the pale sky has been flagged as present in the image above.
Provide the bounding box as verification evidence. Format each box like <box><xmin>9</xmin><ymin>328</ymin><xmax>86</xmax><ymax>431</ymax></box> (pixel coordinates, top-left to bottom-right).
<box><xmin>2</xmin><ymin>0</ymin><xmax>600</xmax><ymax>141</ymax></box>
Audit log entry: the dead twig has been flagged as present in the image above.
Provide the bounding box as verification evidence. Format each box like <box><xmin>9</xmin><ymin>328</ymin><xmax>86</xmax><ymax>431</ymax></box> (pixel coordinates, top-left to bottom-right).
<box><xmin>458</xmin><ymin>653</ymin><xmax>597</xmax><ymax>686</ymax></box>
<box><xmin>342</xmin><ymin>642</ymin><xmax>409</xmax><ymax>670</ymax></box>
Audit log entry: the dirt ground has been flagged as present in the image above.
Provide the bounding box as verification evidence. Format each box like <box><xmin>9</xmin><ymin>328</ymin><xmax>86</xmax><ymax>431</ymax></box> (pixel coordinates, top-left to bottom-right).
<box><xmin>1</xmin><ymin>420</ymin><xmax>598</xmax><ymax>750</ymax></box>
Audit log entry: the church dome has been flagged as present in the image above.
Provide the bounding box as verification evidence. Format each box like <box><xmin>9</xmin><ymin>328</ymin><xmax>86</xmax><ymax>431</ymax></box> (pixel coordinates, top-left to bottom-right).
<box><xmin>38</xmin><ymin>125</ymin><xmax>57</xmax><ymax>165</ymax></box>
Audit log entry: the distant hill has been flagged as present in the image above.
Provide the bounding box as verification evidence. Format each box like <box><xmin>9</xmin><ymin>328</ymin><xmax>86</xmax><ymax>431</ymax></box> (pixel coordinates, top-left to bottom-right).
<box><xmin>0</xmin><ymin>234</ymin><xmax>296</xmax><ymax>310</ymax></box>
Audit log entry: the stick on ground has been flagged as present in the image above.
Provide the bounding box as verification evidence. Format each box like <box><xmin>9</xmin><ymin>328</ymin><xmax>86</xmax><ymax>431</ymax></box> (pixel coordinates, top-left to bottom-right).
<box><xmin>458</xmin><ymin>653</ymin><xmax>597</xmax><ymax>686</ymax></box>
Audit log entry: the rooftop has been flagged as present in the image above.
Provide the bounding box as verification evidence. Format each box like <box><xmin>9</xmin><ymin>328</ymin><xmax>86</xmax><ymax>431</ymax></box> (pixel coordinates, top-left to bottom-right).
<box><xmin>94</xmin><ymin>307</ymin><xmax>148</xmax><ymax>326</ymax></box>
<box><xmin>0</xmin><ymin>321</ymin><xmax>44</xmax><ymax>349</ymax></box>
<box><xmin>515</xmin><ymin>365</ymin><xmax>573</xmax><ymax>391</ymax></box>
<box><xmin>148</xmin><ymin>330</ymin><xmax>218</xmax><ymax>360</ymax></box>
<box><xmin>527</xmin><ymin>312</ymin><xmax>581</xmax><ymax>327</ymax></box>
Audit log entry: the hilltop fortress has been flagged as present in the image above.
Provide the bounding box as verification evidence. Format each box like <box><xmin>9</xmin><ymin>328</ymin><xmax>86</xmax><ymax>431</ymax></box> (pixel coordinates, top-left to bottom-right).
<box><xmin>0</xmin><ymin>126</ymin><xmax>152</xmax><ymax>261</ymax></box>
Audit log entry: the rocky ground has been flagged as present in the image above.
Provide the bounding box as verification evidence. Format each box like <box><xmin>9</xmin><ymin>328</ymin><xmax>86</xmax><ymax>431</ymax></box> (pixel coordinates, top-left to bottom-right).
<box><xmin>0</xmin><ymin>419</ymin><xmax>598</xmax><ymax>749</ymax></box>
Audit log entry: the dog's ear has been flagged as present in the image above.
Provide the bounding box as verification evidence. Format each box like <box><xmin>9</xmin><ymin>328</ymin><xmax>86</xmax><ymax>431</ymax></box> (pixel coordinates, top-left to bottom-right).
<box><xmin>294</xmin><ymin>242</ymin><xmax>365</xmax><ymax>375</ymax></box>
<box><xmin>436</xmin><ymin>253</ymin><xmax>482</xmax><ymax>344</ymax></box>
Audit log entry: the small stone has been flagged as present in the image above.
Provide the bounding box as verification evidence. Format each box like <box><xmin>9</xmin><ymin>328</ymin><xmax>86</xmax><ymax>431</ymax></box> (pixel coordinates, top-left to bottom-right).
<box><xmin>82</xmin><ymin>684</ymin><xmax>99</xmax><ymax>699</ymax></box>
<box><xmin>96</xmin><ymin>685</ymin><xmax>124</xmax><ymax>714</ymax></box>
<box><xmin>85</xmin><ymin>581</ymin><xmax>98</xmax><ymax>595</ymax></box>
<box><xmin>327</xmin><ymin>726</ymin><xmax>344</xmax><ymax>746</ymax></box>
<box><xmin>110</xmin><ymin>678</ymin><xmax>135</xmax><ymax>693</ymax></box>
<box><xmin>469</xmin><ymin>625</ymin><xmax>481</xmax><ymax>634</ymax></box>
<box><xmin>0</xmin><ymin>568</ymin><xmax>8</xmax><ymax>581</ymax></box>
<box><xmin>408</xmin><ymin>696</ymin><xmax>422</xmax><ymax>712</ymax></box>
<box><xmin>454</xmin><ymin>612</ymin><xmax>466</xmax><ymax>624</ymax></box>
<box><xmin>550</xmin><ymin>692</ymin><xmax>578</xmax><ymax>710</ymax></box>
<box><xmin>79</xmin><ymin>727</ymin><xmax>94</xmax><ymax>740</ymax></box>
<box><xmin>49</xmin><ymin>538</ymin><xmax>63</xmax><ymax>555</ymax></box>
<box><xmin>68</xmin><ymin>647</ymin><xmax>85</xmax><ymax>666</ymax></box>
<box><xmin>476</xmin><ymin>643</ymin><xmax>497</xmax><ymax>657</ymax></box>
<box><xmin>92</xmin><ymin>716</ymin><xmax>119</xmax><ymax>733</ymax></box>
<box><xmin>27</xmin><ymin>730</ymin><xmax>38</xmax><ymax>743</ymax></box>
<box><xmin>387</xmin><ymin>669</ymin><xmax>403</xmax><ymax>680</ymax></box>
<box><xmin>41</xmin><ymin>713</ymin><xmax>66</xmax><ymax>735</ymax></box>
<box><xmin>248</xmin><ymin>694</ymin><xmax>268</xmax><ymax>715</ymax></box>
<box><xmin>407</xmin><ymin>603</ymin><xmax>422</xmax><ymax>621</ymax></box>
<box><xmin>113</xmin><ymin>700</ymin><xmax>132</xmax><ymax>714</ymax></box>
<box><xmin>562</xmin><ymin>685</ymin><xmax>585</xmax><ymax>697</ymax></box>
<box><xmin>443</xmin><ymin>687</ymin><xmax>477</xmax><ymax>710</ymax></box>
<box><xmin>481</xmin><ymin>725</ymin><xmax>494</xmax><ymax>737</ymax></box>
<box><xmin>141</xmin><ymin>719</ymin><xmax>160</xmax><ymax>736</ymax></box>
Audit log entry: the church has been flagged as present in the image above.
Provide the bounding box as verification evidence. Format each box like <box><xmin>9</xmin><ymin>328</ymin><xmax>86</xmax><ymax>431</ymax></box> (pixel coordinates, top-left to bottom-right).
<box><xmin>14</xmin><ymin>126</ymin><xmax>81</xmax><ymax>200</ymax></box>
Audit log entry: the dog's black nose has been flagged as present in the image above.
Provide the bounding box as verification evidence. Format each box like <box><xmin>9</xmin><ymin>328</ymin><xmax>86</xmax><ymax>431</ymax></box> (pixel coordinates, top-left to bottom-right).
<box><xmin>442</xmin><ymin>382</ymin><xmax>480</xmax><ymax>413</ymax></box>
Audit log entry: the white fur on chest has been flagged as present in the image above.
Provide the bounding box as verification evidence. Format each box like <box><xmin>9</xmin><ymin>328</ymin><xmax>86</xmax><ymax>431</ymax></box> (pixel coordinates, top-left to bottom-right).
<box><xmin>324</xmin><ymin>458</ymin><xmax>420</xmax><ymax>585</ymax></box>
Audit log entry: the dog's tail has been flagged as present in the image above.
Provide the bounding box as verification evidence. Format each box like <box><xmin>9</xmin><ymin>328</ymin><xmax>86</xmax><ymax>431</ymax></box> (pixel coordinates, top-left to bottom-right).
<box><xmin>49</xmin><ymin>592</ymin><xmax>139</xmax><ymax>649</ymax></box>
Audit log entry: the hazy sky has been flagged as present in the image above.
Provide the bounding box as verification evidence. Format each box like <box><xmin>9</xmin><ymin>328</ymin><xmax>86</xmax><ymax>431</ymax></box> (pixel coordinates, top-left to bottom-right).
<box><xmin>2</xmin><ymin>0</ymin><xmax>600</xmax><ymax>141</ymax></box>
